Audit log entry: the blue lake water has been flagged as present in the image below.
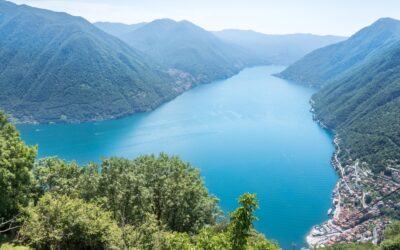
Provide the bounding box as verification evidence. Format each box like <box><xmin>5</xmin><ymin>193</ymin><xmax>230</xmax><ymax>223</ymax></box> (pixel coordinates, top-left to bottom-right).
<box><xmin>18</xmin><ymin>66</ymin><xmax>337</xmax><ymax>249</ymax></box>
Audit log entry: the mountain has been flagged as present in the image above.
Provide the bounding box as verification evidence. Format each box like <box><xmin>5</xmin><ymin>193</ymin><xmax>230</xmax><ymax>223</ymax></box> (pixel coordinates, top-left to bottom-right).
<box><xmin>96</xmin><ymin>19</ymin><xmax>247</xmax><ymax>85</ymax></box>
<box><xmin>312</xmin><ymin>40</ymin><xmax>400</xmax><ymax>170</ymax></box>
<box><xmin>278</xmin><ymin>18</ymin><xmax>400</xmax><ymax>87</ymax></box>
<box><xmin>214</xmin><ymin>29</ymin><xmax>346</xmax><ymax>65</ymax></box>
<box><xmin>94</xmin><ymin>21</ymin><xmax>147</xmax><ymax>37</ymax></box>
<box><xmin>0</xmin><ymin>1</ymin><xmax>180</xmax><ymax>124</ymax></box>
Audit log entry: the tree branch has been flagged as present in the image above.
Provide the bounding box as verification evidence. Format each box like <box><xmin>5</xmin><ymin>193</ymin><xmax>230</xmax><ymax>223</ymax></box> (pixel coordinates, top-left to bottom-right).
<box><xmin>0</xmin><ymin>214</ymin><xmax>21</xmax><ymax>234</ymax></box>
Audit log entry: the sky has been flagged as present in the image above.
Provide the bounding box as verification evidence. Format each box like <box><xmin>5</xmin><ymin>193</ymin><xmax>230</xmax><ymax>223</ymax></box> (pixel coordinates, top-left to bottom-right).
<box><xmin>8</xmin><ymin>0</ymin><xmax>400</xmax><ymax>36</ymax></box>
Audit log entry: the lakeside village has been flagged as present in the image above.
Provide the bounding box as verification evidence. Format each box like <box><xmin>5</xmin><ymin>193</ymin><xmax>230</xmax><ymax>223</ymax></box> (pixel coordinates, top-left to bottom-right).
<box><xmin>306</xmin><ymin>136</ymin><xmax>400</xmax><ymax>248</ymax></box>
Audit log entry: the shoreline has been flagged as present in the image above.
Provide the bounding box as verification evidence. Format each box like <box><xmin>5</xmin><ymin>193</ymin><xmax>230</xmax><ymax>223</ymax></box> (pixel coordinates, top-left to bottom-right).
<box><xmin>305</xmin><ymin>118</ymin><xmax>397</xmax><ymax>248</ymax></box>
<box><xmin>9</xmin><ymin>66</ymin><xmax>267</xmax><ymax>126</ymax></box>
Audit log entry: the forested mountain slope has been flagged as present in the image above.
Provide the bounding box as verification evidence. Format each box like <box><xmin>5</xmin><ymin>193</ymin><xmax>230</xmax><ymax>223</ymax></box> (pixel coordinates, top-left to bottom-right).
<box><xmin>0</xmin><ymin>1</ymin><xmax>178</xmax><ymax>123</ymax></box>
<box><xmin>96</xmin><ymin>19</ymin><xmax>248</xmax><ymax>85</ymax></box>
<box><xmin>312</xmin><ymin>40</ymin><xmax>400</xmax><ymax>169</ymax></box>
<box><xmin>278</xmin><ymin>18</ymin><xmax>400</xmax><ymax>87</ymax></box>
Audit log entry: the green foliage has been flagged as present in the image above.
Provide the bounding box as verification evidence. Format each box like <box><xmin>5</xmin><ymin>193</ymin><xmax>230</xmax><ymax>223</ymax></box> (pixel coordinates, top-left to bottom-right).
<box><xmin>380</xmin><ymin>237</ymin><xmax>400</xmax><ymax>250</ymax></box>
<box><xmin>0</xmin><ymin>112</ymin><xmax>36</xmax><ymax>220</ymax></box>
<box><xmin>380</xmin><ymin>221</ymin><xmax>400</xmax><ymax>250</ymax></box>
<box><xmin>312</xmin><ymin>39</ymin><xmax>400</xmax><ymax>169</ymax></box>
<box><xmin>279</xmin><ymin>18</ymin><xmax>400</xmax><ymax>87</ymax></box>
<box><xmin>129</xmin><ymin>154</ymin><xmax>219</xmax><ymax>232</ymax></box>
<box><xmin>246</xmin><ymin>232</ymin><xmax>280</xmax><ymax>250</ymax></box>
<box><xmin>384</xmin><ymin>221</ymin><xmax>400</xmax><ymax>239</ymax></box>
<box><xmin>33</xmin><ymin>158</ymin><xmax>82</xmax><ymax>197</ymax></box>
<box><xmin>0</xmin><ymin>1</ymin><xmax>178</xmax><ymax>124</ymax></box>
<box><xmin>194</xmin><ymin>227</ymin><xmax>231</xmax><ymax>249</ymax></box>
<box><xmin>96</xmin><ymin>155</ymin><xmax>220</xmax><ymax>233</ymax></box>
<box><xmin>28</xmin><ymin>154</ymin><xmax>221</xmax><ymax>239</ymax></box>
<box><xmin>229</xmin><ymin>193</ymin><xmax>259</xmax><ymax>250</ymax></box>
<box><xmin>0</xmin><ymin>111</ymin><xmax>279</xmax><ymax>249</ymax></box>
<box><xmin>76</xmin><ymin>163</ymin><xmax>101</xmax><ymax>201</ymax></box>
<box><xmin>97</xmin><ymin>157</ymin><xmax>152</xmax><ymax>227</ymax></box>
<box><xmin>121</xmin><ymin>215</ymin><xmax>163</xmax><ymax>250</ymax></box>
<box><xmin>0</xmin><ymin>235</ymin><xmax>30</xmax><ymax>250</ymax></box>
<box><xmin>0</xmin><ymin>243</ymin><xmax>31</xmax><ymax>250</ymax></box>
<box><xmin>98</xmin><ymin>19</ymin><xmax>245</xmax><ymax>85</ymax></box>
<box><xmin>161</xmin><ymin>232</ymin><xmax>195</xmax><ymax>250</ymax></box>
<box><xmin>365</xmin><ymin>194</ymin><xmax>373</xmax><ymax>205</ymax></box>
<box><xmin>19</xmin><ymin>194</ymin><xmax>122</xmax><ymax>250</ymax></box>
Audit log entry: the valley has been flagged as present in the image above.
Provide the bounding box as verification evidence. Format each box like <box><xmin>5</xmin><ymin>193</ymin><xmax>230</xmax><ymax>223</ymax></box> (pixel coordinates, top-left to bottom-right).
<box><xmin>1</xmin><ymin>0</ymin><xmax>400</xmax><ymax>249</ymax></box>
<box><xmin>18</xmin><ymin>66</ymin><xmax>337</xmax><ymax>249</ymax></box>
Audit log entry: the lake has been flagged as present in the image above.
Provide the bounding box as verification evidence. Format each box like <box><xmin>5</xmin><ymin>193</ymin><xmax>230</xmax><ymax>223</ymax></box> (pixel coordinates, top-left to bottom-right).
<box><xmin>18</xmin><ymin>66</ymin><xmax>337</xmax><ymax>249</ymax></box>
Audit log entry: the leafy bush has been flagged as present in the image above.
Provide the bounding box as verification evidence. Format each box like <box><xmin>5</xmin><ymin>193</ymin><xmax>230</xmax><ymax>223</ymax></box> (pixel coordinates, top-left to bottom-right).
<box><xmin>19</xmin><ymin>194</ymin><xmax>122</xmax><ymax>250</ymax></box>
<box><xmin>0</xmin><ymin>112</ymin><xmax>36</xmax><ymax>226</ymax></box>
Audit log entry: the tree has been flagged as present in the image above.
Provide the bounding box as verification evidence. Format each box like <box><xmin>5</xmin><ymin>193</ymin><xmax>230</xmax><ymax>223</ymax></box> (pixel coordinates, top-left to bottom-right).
<box><xmin>229</xmin><ymin>193</ymin><xmax>259</xmax><ymax>250</ymax></box>
<box><xmin>160</xmin><ymin>232</ymin><xmax>195</xmax><ymax>250</ymax></box>
<box><xmin>98</xmin><ymin>157</ymin><xmax>152</xmax><ymax>227</ymax></box>
<box><xmin>19</xmin><ymin>194</ymin><xmax>122</xmax><ymax>250</ymax></box>
<box><xmin>246</xmin><ymin>232</ymin><xmax>280</xmax><ymax>250</ymax></box>
<box><xmin>132</xmin><ymin>154</ymin><xmax>219</xmax><ymax>233</ymax></box>
<box><xmin>98</xmin><ymin>154</ymin><xmax>219</xmax><ymax>233</ymax></box>
<box><xmin>194</xmin><ymin>228</ymin><xmax>231</xmax><ymax>250</ymax></box>
<box><xmin>33</xmin><ymin>158</ymin><xmax>102</xmax><ymax>202</ymax></box>
<box><xmin>33</xmin><ymin>157</ymin><xmax>82</xmax><ymax>198</ymax></box>
<box><xmin>365</xmin><ymin>194</ymin><xmax>373</xmax><ymax>205</ymax></box>
<box><xmin>121</xmin><ymin>214</ymin><xmax>163</xmax><ymax>250</ymax></box>
<box><xmin>77</xmin><ymin>163</ymin><xmax>101</xmax><ymax>201</ymax></box>
<box><xmin>381</xmin><ymin>238</ymin><xmax>400</xmax><ymax>250</ymax></box>
<box><xmin>381</xmin><ymin>221</ymin><xmax>400</xmax><ymax>250</ymax></box>
<box><xmin>0</xmin><ymin>112</ymin><xmax>36</xmax><ymax>232</ymax></box>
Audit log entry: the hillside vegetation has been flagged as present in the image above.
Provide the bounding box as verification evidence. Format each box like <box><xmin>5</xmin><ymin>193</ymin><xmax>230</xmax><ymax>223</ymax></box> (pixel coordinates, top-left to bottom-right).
<box><xmin>278</xmin><ymin>18</ymin><xmax>400</xmax><ymax>87</ymax></box>
<box><xmin>96</xmin><ymin>19</ymin><xmax>247</xmax><ymax>86</ymax></box>
<box><xmin>312</xmin><ymin>40</ymin><xmax>400</xmax><ymax>171</ymax></box>
<box><xmin>0</xmin><ymin>1</ymin><xmax>179</xmax><ymax>124</ymax></box>
<box><xmin>277</xmin><ymin>17</ymin><xmax>400</xmax><ymax>172</ymax></box>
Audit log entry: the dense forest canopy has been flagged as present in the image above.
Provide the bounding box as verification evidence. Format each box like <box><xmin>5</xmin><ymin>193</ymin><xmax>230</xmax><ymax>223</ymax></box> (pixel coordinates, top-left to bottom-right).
<box><xmin>278</xmin><ymin>18</ymin><xmax>400</xmax><ymax>88</ymax></box>
<box><xmin>0</xmin><ymin>1</ymin><xmax>178</xmax><ymax>124</ymax></box>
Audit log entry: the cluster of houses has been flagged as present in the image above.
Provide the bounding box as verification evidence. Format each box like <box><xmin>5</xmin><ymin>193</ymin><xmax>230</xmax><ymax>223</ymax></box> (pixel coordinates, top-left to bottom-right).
<box><xmin>306</xmin><ymin>142</ymin><xmax>400</xmax><ymax>248</ymax></box>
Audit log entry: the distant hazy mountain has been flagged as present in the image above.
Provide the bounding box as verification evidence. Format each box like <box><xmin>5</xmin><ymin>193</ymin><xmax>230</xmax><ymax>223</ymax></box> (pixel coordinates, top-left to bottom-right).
<box><xmin>96</xmin><ymin>19</ymin><xmax>247</xmax><ymax>85</ymax></box>
<box><xmin>214</xmin><ymin>29</ymin><xmax>346</xmax><ymax>65</ymax></box>
<box><xmin>94</xmin><ymin>21</ymin><xmax>147</xmax><ymax>37</ymax></box>
<box><xmin>0</xmin><ymin>1</ymin><xmax>179</xmax><ymax>123</ymax></box>
<box><xmin>278</xmin><ymin>18</ymin><xmax>400</xmax><ymax>87</ymax></box>
<box><xmin>312</xmin><ymin>40</ymin><xmax>400</xmax><ymax>169</ymax></box>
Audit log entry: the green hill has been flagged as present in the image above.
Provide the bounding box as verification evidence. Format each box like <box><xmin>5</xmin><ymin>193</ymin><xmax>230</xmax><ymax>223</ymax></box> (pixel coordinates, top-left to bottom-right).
<box><xmin>96</xmin><ymin>19</ymin><xmax>247</xmax><ymax>85</ymax></box>
<box><xmin>278</xmin><ymin>18</ymin><xmax>400</xmax><ymax>87</ymax></box>
<box><xmin>0</xmin><ymin>1</ymin><xmax>179</xmax><ymax>124</ymax></box>
<box><xmin>312</xmin><ymin>40</ymin><xmax>400</xmax><ymax>169</ymax></box>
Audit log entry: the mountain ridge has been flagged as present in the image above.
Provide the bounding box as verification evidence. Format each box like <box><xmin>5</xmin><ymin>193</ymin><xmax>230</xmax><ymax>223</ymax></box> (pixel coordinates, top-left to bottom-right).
<box><xmin>0</xmin><ymin>0</ymin><xmax>180</xmax><ymax>124</ymax></box>
<box><xmin>312</xmin><ymin>39</ymin><xmax>400</xmax><ymax>167</ymax></box>
<box><xmin>96</xmin><ymin>18</ymin><xmax>247</xmax><ymax>86</ymax></box>
<box><xmin>277</xmin><ymin>17</ymin><xmax>400</xmax><ymax>87</ymax></box>
<box><xmin>214</xmin><ymin>29</ymin><xmax>347</xmax><ymax>65</ymax></box>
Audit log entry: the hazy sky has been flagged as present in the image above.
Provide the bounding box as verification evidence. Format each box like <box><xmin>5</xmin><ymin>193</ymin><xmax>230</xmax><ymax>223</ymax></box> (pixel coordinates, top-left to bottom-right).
<box><xmin>9</xmin><ymin>0</ymin><xmax>400</xmax><ymax>36</ymax></box>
